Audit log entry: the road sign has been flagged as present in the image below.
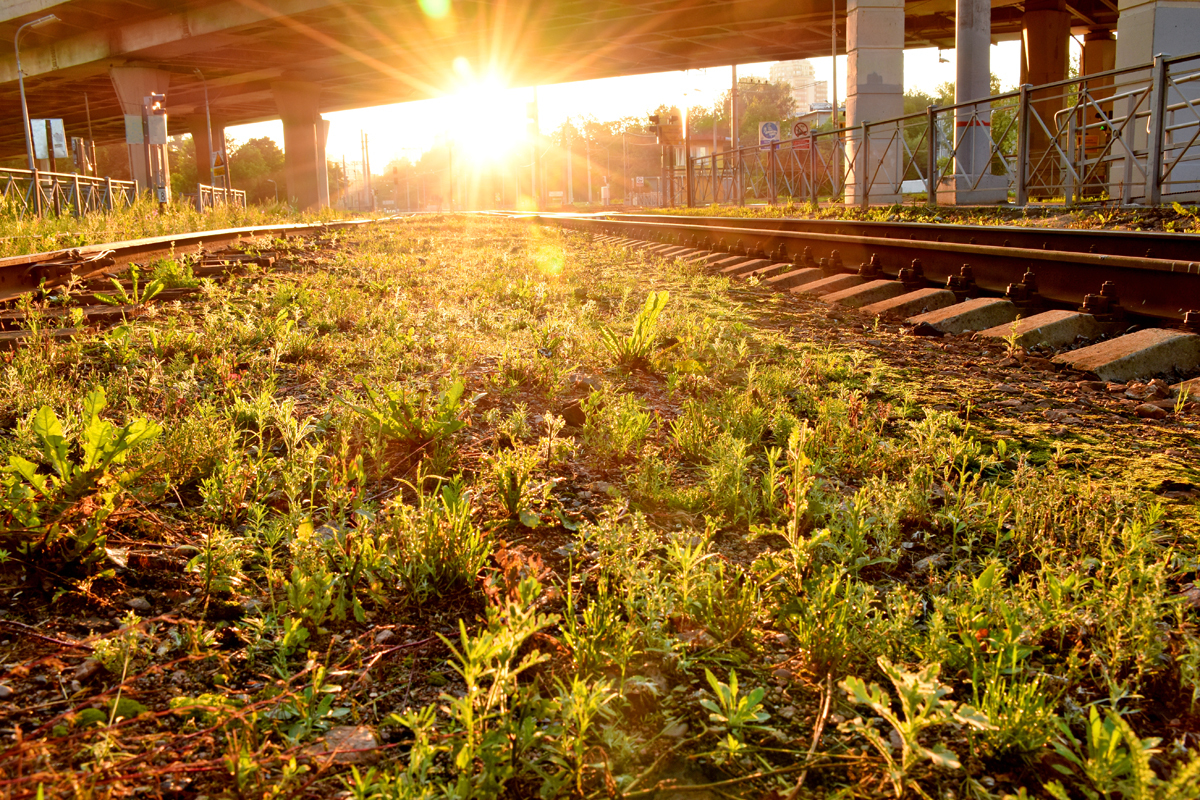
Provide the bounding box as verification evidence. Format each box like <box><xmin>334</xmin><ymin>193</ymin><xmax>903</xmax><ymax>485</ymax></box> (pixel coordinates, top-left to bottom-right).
<box><xmin>32</xmin><ymin>119</ymin><xmax>67</xmax><ymax>159</ymax></box>
<box><xmin>758</xmin><ymin>121</ymin><xmax>780</xmax><ymax>147</ymax></box>
<box><xmin>635</xmin><ymin>176</ymin><xmax>645</xmax><ymax>187</ymax></box>
<box><xmin>792</xmin><ymin>121</ymin><xmax>810</xmax><ymax>138</ymax></box>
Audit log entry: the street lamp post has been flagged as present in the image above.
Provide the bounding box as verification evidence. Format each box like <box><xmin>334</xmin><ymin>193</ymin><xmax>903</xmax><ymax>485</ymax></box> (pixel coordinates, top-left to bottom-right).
<box><xmin>15</xmin><ymin>14</ymin><xmax>59</xmax><ymax>172</ymax></box>
<box><xmin>267</xmin><ymin>178</ymin><xmax>278</xmax><ymax>204</ymax></box>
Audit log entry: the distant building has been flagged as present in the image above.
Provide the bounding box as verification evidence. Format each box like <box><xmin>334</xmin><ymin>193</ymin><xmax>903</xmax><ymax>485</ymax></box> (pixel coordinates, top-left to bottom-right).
<box><xmin>769</xmin><ymin>59</ymin><xmax>828</xmax><ymax>111</ymax></box>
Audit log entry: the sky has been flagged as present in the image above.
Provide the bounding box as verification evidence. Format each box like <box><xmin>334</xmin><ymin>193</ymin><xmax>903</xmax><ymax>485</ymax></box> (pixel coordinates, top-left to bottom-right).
<box><xmin>226</xmin><ymin>38</ymin><xmax>1079</xmax><ymax>171</ymax></box>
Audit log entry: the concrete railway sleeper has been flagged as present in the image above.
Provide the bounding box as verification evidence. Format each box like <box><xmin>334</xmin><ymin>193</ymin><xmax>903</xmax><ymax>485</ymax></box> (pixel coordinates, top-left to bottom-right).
<box><xmin>576</xmin><ymin>223</ymin><xmax>1200</xmax><ymax>405</ymax></box>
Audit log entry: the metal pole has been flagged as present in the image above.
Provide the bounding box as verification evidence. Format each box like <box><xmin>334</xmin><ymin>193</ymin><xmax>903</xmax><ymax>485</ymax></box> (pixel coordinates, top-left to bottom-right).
<box><xmin>831</xmin><ymin>0</ymin><xmax>838</xmax><ymax>129</ymax></box>
<box><xmin>1146</xmin><ymin>54</ymin><xmax>1168</xmax><ymax>206</ymax></box>
<box><xmin>622</xmin><ymin>130</ymin><xmax>627</xmax><ymax>204</ymax></box>
<box><xmin>1015</xmin><ymin>86</ymin><xmax>1032</xmax><ymax>206</ymax></box>
<box><xmin>809</xmin><ymin>131</ymin><xmax>818</xmax><ymax>205</ymax></box>
<box><xmin>686</xmin><ymin>103</ymin><xmax>695</xmax><ymax>207</ymax></box>
<box><xmin>566</xmin><ymin>122</ymin><xmax>573</xmax><ymax>204</ymax></box>
<box><xmin>860</xmin><ymin>121</ymin><xmax>870</xmax><ymax>209</ymax></box>
<box><xmin>586</xmin><ymin>129</ymin><xmax>592</xmax><ymax>204</ymax></box>
<box><xmin>15</xmin><ymin>15</ymin><xmax>59</xmax><ymax>173</ymax></box>
<box><xmin>732</xmin><ymin>65</ymin><xmax>741</xmax><ymax>205</ymax></box>
<box><xmin>927</xmin><ymin>105</ymin><xmax>940</xmax><ymax>206</ymax></box>
<box><xmin>365</xmin><ymin>133</ymin><xmax>374</xmax><ymax>211</ymax></box>
<box><xmin>531</xmin><ymin>87</ymin><xmax>540</xmax><ymax>209</ymax></box>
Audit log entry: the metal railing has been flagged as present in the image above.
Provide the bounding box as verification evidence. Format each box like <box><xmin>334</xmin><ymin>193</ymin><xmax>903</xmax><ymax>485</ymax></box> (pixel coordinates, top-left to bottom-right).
<box><xmin>687</xmin><ymin>48</ymin><xmax>1200</xmax><ymax>207</ymax></box>
<box><xmin>0</xmin><ymin>168</ymin><xmax>137</xmax><ymax>217</ymax></box>
<box><xmin>194</xmin><ymin>183</ymin><xmax>247</xmax><ymax>211</ymax></box>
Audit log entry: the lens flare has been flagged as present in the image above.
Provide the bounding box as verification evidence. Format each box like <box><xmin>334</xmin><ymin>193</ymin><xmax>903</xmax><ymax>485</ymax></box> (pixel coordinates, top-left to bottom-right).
<box><xmin>418</xmin><ymin>0</ymin><xmax>451</xmax><ymax>19</ymax></box>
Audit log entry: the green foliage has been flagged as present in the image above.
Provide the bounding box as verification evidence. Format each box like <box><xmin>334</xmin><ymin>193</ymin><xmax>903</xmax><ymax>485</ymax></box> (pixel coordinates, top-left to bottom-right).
<box><xmin>2</xmin><ymin>388</ymin><xmax>160</xmax><ymax>572</ymax></box>
<box><xmin>700</xmin><ymin>668</ymin><xmax>772</xmax><ymax>760</ymax></box>
<box><xmin>840</xmin><ymin>656</ymin><xmax>993</xmax><ymax>797</ymax></box>
<box><xmin>383</xmin><ymin>477</ymin><xmax>492</xmax><ymax>602</ymax></box>
<box><xmin>95</xmin><ymin>263</ymin><xmax>164</xmax><ymax>306</ymax></box>
<box><xmin>1045</xmin><ymin>708</ymin><xmax>1200</xmax><ymax>800</ymax></box>
<box><xmin>342</xmin><ymin>377</ymin><xmax>479</xmax><ymax>448</ymax></box>
<box><xmin>598</xmin><ymin>290</ymin><xmax>669</xmax><ymax>367</ymax></box>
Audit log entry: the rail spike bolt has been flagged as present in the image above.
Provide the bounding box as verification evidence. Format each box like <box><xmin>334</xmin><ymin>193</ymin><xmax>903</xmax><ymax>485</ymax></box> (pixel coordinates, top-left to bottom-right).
<box><xmin>899</xmin><ymin>258</ymin><xmax>924</xmax><ymax>290</ymax></box>
<box><xmin>829</xmin><ymin>250</ymin><xmax>844</xmax><ymax>273</ymax></box>
<box><xmin>1184</xmin><ymin>311</ymin><xmax>1200</xmax><ymax>334</ymax></box>
<box><xmin>945</xmin><ymin>263</ymin><xmax>977</xmax><ymax>299</ymax></box>
<box><xmin>1081</xmin><ymin>281</ymin><xmax>1123</xmax><ymax>323</ymax></box>
<box><xmin>774</xmin><ymin>242</ymin><xmax>788</xmax><ymax>262</ymax></box>
<box><xmin>859</xmin><ymin>253</ymin><xmax>882</xmax><ymax>279</ymax></box>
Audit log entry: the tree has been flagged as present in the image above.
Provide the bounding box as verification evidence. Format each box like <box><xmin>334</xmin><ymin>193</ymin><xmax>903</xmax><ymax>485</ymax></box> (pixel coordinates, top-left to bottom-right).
<box><xmin>228</xmin><ymin>137</ymin><xmax>286</xmax><ymax>204</ymax></box>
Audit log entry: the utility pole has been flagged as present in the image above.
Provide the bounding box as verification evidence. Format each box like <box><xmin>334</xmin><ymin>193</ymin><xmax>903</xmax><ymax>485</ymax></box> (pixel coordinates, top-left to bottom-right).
<box><xmin>622</xmin><ymin>130</ymin><xmax>627</xmax><ymax>204</ymax></box>
<box><xmin>566</xmin><ymin>122</ymin><xmax>573</xmax><ymax>204</ymax></box>
<box><xmin>586</xmin><ymin>129</ymin><xmax>593</xmax><ymax>204</ymax></box>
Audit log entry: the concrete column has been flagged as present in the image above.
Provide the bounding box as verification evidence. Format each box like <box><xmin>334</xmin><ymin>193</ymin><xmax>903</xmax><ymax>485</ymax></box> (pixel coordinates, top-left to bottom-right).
<box><xmin>272</xmin><ymin>81</ymin><xmax>322</xmax><ymax>210</ymax></box>
<box><xmin>185</xmin><ymin>114</ymin><xmax>227</xmax><ymax>186</ymax></box>
<box><xmin>109</xmin><ymin>66</ymin><xmax>171</xmax><ymax>192</ymax></box>
<box><xmin>1023</xmin><ymin>0</ymin><xmax>1071</xmax><ymax>198</ymax></box>
<box><xmin>1116</xmin><ymin>0</ymin><xmax>1200</xmax><ymax>201</ymax></box>
<box><xmin>946</xmin><ymin>0</ymin><xmax>1007</xmax><ymax>202</ymax></box>
<box><xmin>1080</xmin><ymin>30</ymin><xmax>1118</xmax><ymax>195</ymax></box>
<box><xmin>317</xmin><ymin>118</ymin><xmax>330</xmax><ymax>208</ymax></box>
<box><xmin>845</xmin><ymin>0</ymin><xmax>905</xmax><ymax>204</ymax></box>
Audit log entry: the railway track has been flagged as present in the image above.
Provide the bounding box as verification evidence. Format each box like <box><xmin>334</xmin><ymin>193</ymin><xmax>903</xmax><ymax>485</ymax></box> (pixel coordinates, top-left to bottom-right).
<box><xmin>539</xmin><ymin>212</ymin><xmax>1200</xmax><ymax>396</ymax></box>
<box><xmin>535</xmin><ymin>212</ymin><xmax>1200</xmax><ymax>324</ymax></box>
<box><xmin>0</xmin><ymin>218</ymin><xmax>401</xmax><ymax>351</ymax></box>
<box><xmin>0</xmin><ymin>218</ymin><xmax>388</xmax><ymax>303</ymax></box>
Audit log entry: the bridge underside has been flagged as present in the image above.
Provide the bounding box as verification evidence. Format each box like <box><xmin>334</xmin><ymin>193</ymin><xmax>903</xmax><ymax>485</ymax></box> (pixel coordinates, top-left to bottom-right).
<box><xmin>0</xmin><ymin>0</ymin><xmax>1108</xmax><ymax>160</ymax></box>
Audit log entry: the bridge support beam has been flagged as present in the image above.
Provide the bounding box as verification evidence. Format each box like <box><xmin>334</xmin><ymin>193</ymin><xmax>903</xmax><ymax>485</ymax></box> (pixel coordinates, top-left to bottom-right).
<box><xmin>109</xmin><ymin>65</ymin><xmax>171</xmax><ymax>194</ymax></box>
<box><xmin>1116</xmin><ymin>0</ymin><xmax>1200</xmax><ymax>202</ymax></box>
<box><xmin>272</xmin><ymin>81</ymin><xmax>326</xmax><ymax>210</ymax></box>
<box><xmin>944</xmin><ymin>0</ymin><xmax>1007</xmax><ymax>203</ymax></box>
<box><xmin>184</xmin><ymin>115</ymin><xmax>228</xmax><ymax>187</ymax></box>
<box><xmin>1022</xmin><ymin>0</ymin><xmax>1071</xmax><ymax>198</ymax></box>
<box><xmin>845</xmin><ymin>0</ymin><xmax>904</xmax><ymax>205</ymax></box>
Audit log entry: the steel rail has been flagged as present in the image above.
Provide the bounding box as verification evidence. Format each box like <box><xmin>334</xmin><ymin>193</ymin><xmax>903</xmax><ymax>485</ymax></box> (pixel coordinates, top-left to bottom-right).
<box><xmin>0</xmin><ymin>217</ymin><xmax>394</xmax><ymax>303</ymax></box>
<box><xmin>544</xmin><ymin>212</ymin><xmax>1200</xmax><ymax>262</ymax></box>
<box><xmin>539</xmin><ymin>214</ymin><xmax>1200</xmax><ymax>322</ymax></box>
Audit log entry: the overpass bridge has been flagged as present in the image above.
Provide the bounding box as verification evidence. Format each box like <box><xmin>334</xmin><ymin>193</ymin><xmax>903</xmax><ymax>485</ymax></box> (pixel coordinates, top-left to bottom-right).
<box><xmin>0</xmin><ymin>0</ymin><xmax>1189</xmax><ymax>207</ymax></box>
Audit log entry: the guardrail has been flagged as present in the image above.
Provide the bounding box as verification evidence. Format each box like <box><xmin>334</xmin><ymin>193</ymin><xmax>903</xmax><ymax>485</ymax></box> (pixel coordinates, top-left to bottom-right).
<box><xmin>0</xmin><ymin>169</ymin><xmax>137</xmax><ymax>218</ymax></box>
<box><xmin>687</xmin><ymin>48</ymin><xmax>1200</xmax><ymax>207</ymax></box>
<box><xmin>195</xmin><ymin>183</ymin><xmax>247</xmax><ymax>211</ymax></box>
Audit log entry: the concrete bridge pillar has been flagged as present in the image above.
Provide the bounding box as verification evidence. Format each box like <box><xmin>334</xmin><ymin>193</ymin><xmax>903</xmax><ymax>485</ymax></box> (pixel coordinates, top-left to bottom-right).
<box><xmin>1023</xmin><ymin>0</ymin><xmax>1071</xmax><ymax>198</ymax></box>
<box><xmin>184</xmin><ymin>115</ymin><xmax>228</xmax><ymax>187</ymax></box>
<box><xmin>1116</xmin><ymin>0</ymin><xmax>1200</xmax><ymax>201</ymax></box>
<box><xmin>109</xmin><ymin>65</ymin><xmax>171</xmax><ymax>193</ymax></box>
<box><xmin>1081</xmin><ymin>30</ymin><xmax>1118</xmax><ymax>196</ymax></box>
<box><xmin>845</xmin><ymin>0</ymin><xmax>905</xmax><ymax>205</ymax></box>
<box><xmin>947</xmin><ymin>0</ymin><xmax>1007</xmax><ymax>202</ymax></box>
<box><xmin>272</xmin><ymin>81</ymin><xmax>324</xmax><ymax>209</ymax></box>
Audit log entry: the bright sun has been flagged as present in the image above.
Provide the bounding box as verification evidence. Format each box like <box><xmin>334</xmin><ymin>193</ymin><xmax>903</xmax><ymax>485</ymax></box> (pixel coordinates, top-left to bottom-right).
<box><xmin>446</xmin><ymin>64</ymin><xmax>527</xmax><ymax>165</ymax></box>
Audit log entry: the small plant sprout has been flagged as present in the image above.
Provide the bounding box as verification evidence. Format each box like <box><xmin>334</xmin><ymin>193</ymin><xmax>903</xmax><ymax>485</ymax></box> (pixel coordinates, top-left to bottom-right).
<box><xmin>599</xmin><ymin>289</ymin><xmax>669</xmax><ymax>368</ymax></box>
<box><xmin>840</xmin><ymin>657</ymin><xmax>993</xmax><ymax>797</ymax></box>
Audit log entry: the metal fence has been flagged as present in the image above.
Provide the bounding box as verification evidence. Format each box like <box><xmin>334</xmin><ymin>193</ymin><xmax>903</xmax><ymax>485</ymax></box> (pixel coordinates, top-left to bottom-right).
<box><xmin>687</xmin><ymin>48</ymin><xmax>1200</xmax><ymax>208</ymax></box>
<box><xmin>0</xmin><ymin>168</ymin><xmax>137</xmax><ymax>218</ymax></box>
<box><xmin>195</xmin><ymin>183</ymin><xmax>247</xmax><ymax>210</ymax></box>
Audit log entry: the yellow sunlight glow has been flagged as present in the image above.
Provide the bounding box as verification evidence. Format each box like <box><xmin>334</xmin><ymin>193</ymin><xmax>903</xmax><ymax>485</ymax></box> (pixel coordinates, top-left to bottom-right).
<box><xmin>446</xmin><ymin>63</ymin><xmax>526</xmax><ymax>166</ymax></box>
